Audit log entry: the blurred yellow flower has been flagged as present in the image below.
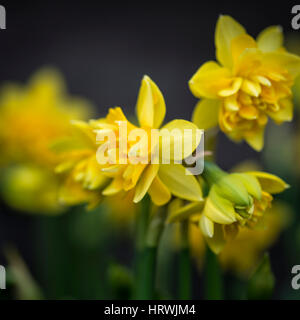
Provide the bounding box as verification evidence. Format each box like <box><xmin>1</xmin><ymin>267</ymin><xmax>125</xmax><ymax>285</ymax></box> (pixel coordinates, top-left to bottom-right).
<box><xmin>0</xmin><ymin>68</ymin><xmax>93</xmax><ymax>213</ymax></box>
<box><xmin>1</xmin><ymin>164</ymin><xmax>63</xmax><ymax>214</ymax></box>
<box><xmin>57</xmin><ymin>75</ymin><xmax>203</xmax><ymax>207</ymax></box>
<box><xmin>190</xmin><ymin>15</ymin><xmax>300</xmax><ymax>150</ymax></box>
<box><xmin>218</xmin><ymin>201</ymin><xmax>292</xmax><ymax>276</ymax></box>
<box><xmin>0</xmin><ymin>69</ymin><xmax>91</xmax><ymax>168</ymax></box>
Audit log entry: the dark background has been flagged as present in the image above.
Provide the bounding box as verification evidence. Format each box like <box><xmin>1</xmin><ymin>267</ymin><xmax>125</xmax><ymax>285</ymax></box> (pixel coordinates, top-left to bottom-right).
<box><xmin>0</xmin><ymin>0</ymin><xmax>299</xmax><ymax>299</ymax></box>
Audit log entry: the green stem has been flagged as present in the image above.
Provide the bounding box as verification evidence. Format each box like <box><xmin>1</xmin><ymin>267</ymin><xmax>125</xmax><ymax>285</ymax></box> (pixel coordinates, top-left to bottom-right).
<box><xmin>136</xmin><ymin>195</ymin><xmax>151</xmax><ymax>252</ymax></box>
<box><xmin>134</xmin><ymin>195</ymin><xmax>150</xmax><ymax>299</ymax></box>
<box><xmin>204</xmin><ymin>246</ymin><xmax>224</xmax><ymax>300</ymax></box>
<box><xmin>134</xmin><ymin>203</ymin><xmax>166</xmax><ymax>300</ymax></box>
<box><xmin>135</xmin><ymin>246</ymin><xmax>157</xmax><ymax>300</ymax></box>
<box><xmin>178</xmin><ymin>221</ymin><xmax>191</xmax><ymax>300</ymax></box>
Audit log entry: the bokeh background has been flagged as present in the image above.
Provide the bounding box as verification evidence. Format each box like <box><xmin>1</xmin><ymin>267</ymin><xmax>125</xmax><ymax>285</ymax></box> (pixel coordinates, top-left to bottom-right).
<box><xmin>0</xmin><ymin>0</ymin><xmax>299</xmax><ymax>299</ymax></box>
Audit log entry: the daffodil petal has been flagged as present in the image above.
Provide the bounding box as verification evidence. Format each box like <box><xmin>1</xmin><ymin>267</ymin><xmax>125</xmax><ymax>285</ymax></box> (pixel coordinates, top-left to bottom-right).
<box><xmin>244</xmin><ymin>128</ymin><xmax>265</xmax><ymax>151</ymax></box>
<box><xmin>215</xmin><ymin>175</ymin><xmax>251</xmax><ymax>207</ymax></box>
<box><xmin>215</xmin><ymin>15</ymin><xmax>246</xmax><ymax>68</ymax></box>
<box><xmin>204</xmin><ymin>189</ymin><xmax>237</xmax><ymax>224</ymax></box>
<box><xmin>263</xmin><ymin>51</ymin><xmax>300</xmax><ymax>78</ymax></box>
<box><xmin>247</xmin><ymin>171</ymin><xmax>289</xmax><ymax>194</ymax></box>
<box><xmin>192</xmin><ymin>98</ymin><xmax>221</xmax><ymax>130</ymax></box>
<box><xmin>148</xmin><ymin>176</ymin><xmax>171</xmax><ymax>206</ymax></box>
<box><xmin>199</xmin><ymin>214</ymin><xmax>214</xmax><ymax>238</ymax></box>
<box><xmin>232</xmin><ymin>173</ymin><xmax>262</xmax><ymax>200</ymax></box>
<box><xmin>257</xmin><ymin>26</ymin><xmax>283</xmax><ymax>52</ymax></box>
<box><xmin>160</xmin><ymin>120</ymin><xmax>202</xmax><ymax>160</ymax></box>
<box><xmin>102</xmin><ymin>177</ymin><xmax>123</xmax><ymax>196</ymax></box>
<box><xmin>133</xmin><ymin>164</ymin><xmax>159</xmax><ymax>203</ymax></box>
<box><xmin>205</xmin><ymin>223</ymin><xmax>226</xmax><ymax>254</ymax></box>
<box><xmin>189</xmin><ymin>61</ymin><xmax>232</xmax><ymax>99</ymax></box>
<box><xmin>84</xmin><ymin>157</ymin><xmax>108</xmax><ymax>190</ymax></box>
<box><xmin>55</xmin><ymin>160</ymin><xmax>77</xmax><ymax>173</ymax></box>
<box><xmin>267</xmin><ymin>98</ymin><xmax>293</xmax><ymax>123</ymax></box>
<box><xmin>59</xmin><ymin>175</ymin><xmax>101</xmax><ymax>208</ymax></box>
<box><xmin>71</xmin><ymin>120</ymin><xmax>96</xmax><ymax>145</ymax></box>
<box><xmin>136</xmin><ymin>75</ymin><xmax>166</xmax><ymax>128</ymax></box>
<box><xmin>168</xmin><ymin>200</ymin><xmax>204</xmax><ymax>223</ymax></box>
<box><xmin>158</xmin><ymin>164</ymin><xmax>203</xmax><ymax>202</ymax></box>
<box><xmin>148</xmin><ymin>76</ymin><xmax>166</xmax><ymax>128</ymax></box>
<box><xmin>231</xmin><ymin>34</ymin><xmax>257</xmax><ymax>66</ymax></box>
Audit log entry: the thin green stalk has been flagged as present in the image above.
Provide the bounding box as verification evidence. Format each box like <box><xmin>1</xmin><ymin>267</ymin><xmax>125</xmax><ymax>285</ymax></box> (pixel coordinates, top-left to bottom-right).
<box><xmin>134</xmin><ymin>203</ymin><xmax>166</xmax><ymax>299</ymax></box>
<box><xmin>136</xmin><ymin>195</ymin><xmax>151</xmax><ymax>252</ymax></box>
<box><xmin>204</xmin><ymin>246</ymin><xmax>224</xmax><ymax>300</ymax></box>
<box><xmin>134</xmin><ymin>195</ymin><xmax>151</xmax><ymax>299</ymax></box>
<box><xmin>178</xmin><ymin>221</ymin><xmax>191</xmax><ymax>300</ymax></box>
<box><xmin>135</xmin><ymin>246</ymin><xmax>157</xmax><ymax>300</ymax></box>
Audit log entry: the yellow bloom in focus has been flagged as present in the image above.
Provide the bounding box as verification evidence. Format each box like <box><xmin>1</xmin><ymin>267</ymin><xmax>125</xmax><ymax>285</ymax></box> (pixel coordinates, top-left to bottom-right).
<box><xmin>0</xmin><ymin>69</ymin><xmax>93</xmax><ymax>213</ymax></box>
<box><xmin>190</xmin><ymin>15</ymin><xmax>300</xmax><ymax>150</ymax></box>
<box><xmin>59</xmin><ymin>75</ymin><xmax>203</xmax><ymax>207</ymax></box>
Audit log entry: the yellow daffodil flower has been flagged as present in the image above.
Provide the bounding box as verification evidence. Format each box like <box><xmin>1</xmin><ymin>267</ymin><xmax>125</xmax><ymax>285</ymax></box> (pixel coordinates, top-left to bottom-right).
<box><xmin>199</xmin><ymin>164</ymin><xmax>289</xmax><ymax>253</ymax></box>
<box><xmin>58</xmin><ymin>75</ymin><xmax>203</xmax><ymax>207</ymax></box>
<box><xmin>0</xmin><ymin>68</ymin><xmax>93</xmax><ymax>213</ymax></box>
<box><xmin>168</xmin><ymin>162</ymin><xmax>289</xmax><ymax>254</ymax></box>
<box><xmin>190</xmin><ymin>15</ymin><xmax>300</xmax><ymax>150</ymax></box>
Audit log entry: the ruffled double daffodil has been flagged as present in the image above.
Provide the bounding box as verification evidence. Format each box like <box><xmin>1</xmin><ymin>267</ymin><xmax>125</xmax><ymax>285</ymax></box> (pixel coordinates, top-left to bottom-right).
<box><xmin>189</xmin><ymin>15</ymin><xmax>300</xmax><ymax>150</ymax></box>
<box><xmin>92</xmin><ymin>76</ymin><xmax>203</xmax><ymax>205</ymax></box>
<box><xmin>168</xmin><ymin>162</ymin><xmax>289</xmax><ymax>254</ymax></box>
<box><xmin>54</xmin><ymin>76</ymin><xmax>203</xmax><ymax>208</ymax></box>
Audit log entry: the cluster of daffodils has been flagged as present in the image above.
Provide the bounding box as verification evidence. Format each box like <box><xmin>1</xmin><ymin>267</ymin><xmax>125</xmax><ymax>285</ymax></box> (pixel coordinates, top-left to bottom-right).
<box><xmin>0</xmin><ymin>15</ymin><xmax>298</xmax><ymax>265</ymax></box>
